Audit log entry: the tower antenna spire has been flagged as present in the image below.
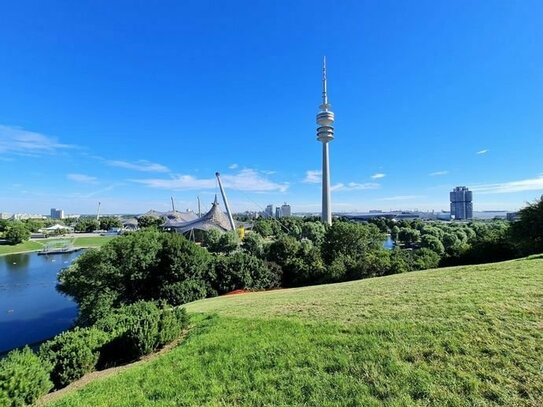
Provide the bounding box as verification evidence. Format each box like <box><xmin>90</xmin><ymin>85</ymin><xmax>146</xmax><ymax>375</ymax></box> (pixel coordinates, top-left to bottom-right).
<box><xmin>322</xmin><ymin>56</ymin><xmax>328</xmax><ymax>106</ymax></box>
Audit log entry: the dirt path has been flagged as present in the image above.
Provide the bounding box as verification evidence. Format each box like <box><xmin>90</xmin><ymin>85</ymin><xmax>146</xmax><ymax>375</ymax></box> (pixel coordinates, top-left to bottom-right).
<box><xmin>35</xmin><ymin>333</ymin><xmax>188</xmax><ymax>406</ymax></box>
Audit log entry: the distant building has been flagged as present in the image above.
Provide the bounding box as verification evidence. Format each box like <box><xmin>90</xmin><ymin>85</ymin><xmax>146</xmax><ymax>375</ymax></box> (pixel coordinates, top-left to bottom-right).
<box><xmin>263</xmin><ymin>204</ymin><xmax>274</xmax><ymax>218</ymax></box>
<box><xmin>450</xmin><ymin>186</ymin><xmax>473</xmax><ymax>220</ymax></box>
<box><xmin>436</xmin><ymin>211</ymin><xmax>452</xmax><ymax>221</ymax></box>
<box><xmin>50</xmin><ymin>208</ymin><xmax>65</xmax><ymax>219</ymax></box>
<box><xmin>275</xmin><ymin>207</ymin><xmax>282</xmax><ymax>218</ymax></box>
<box><xmin>0</xmin><ymin>213</ymin><xmax>11</xmax><ymax>220</ymax></box>
<box><xmin>280</xmin><ymin>203</ymin><xmax>292</xmax><ymax>217</ymax></box>
<box><xmin>12</xmin><ymin>213</ymin><xmax>45</xmax><ymax>220</ymax></box>
<box><xmin>506</xmin><ymin>212</ymin><xmax>520</xmax><ymax>221</ymax></box>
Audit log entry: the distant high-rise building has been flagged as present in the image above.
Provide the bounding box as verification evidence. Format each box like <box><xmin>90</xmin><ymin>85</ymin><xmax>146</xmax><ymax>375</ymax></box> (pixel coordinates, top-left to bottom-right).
<box><xmin>450</xmin><ymin>187</ymin><xmax>473</xmax><ymax>220</ymax></box>
<box><xmin>275</xmin><ymin>207</ymin><xmax>282</xmax><ymax>218</ymax></box>
<box><xmin>264</xmin><ymin>204</ymin><xmax>274</xmax><ymax>218</ymax></box>
<box><xmin>51</xmin><ymin>208</ymin><xmax>64</xmax><ymax>219</ymax></box>
<box><xmin>281</xmin><ymin>203</ymin><xmax>292</xmax><ymax>217</ymax></box>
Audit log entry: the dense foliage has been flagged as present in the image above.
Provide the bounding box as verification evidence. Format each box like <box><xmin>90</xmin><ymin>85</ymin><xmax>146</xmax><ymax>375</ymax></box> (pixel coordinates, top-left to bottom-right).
<box><xmin>510</xmin><ymin>196</ymin><xmax>543</xmax><ymax>255</ymax></box>
<box><xmin>0</xmin><ymin>301</ymin><xmax>189</xmax><ymax>405</ymax></box>
<box><xmin>4</xmin><ymin>222</ymin><xmax>31</xmax><ymax>244</ymax></box>
<box><xmin>74</xmin><ymin>217</ymin><xmax>100</xmax><ymax>233</ymax></box>
<box><xmin>39</xmin><ymin>327</ymin><xmax>109</xmax><ymax>388</ymax></box>
<box><xmin>58</xmin><ymin>229</ymin><xmax>280</xmax><ymax>324</ymax></box>
<box><xmin>0</xmin><ymin>347</ymin><xmax>52</xmax><ymax>407</ymax></box>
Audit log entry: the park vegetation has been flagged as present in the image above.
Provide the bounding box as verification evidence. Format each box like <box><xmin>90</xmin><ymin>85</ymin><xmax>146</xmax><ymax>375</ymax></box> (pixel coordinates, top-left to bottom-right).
<box><xmin>0</xmin><ymin>196</ymin><xmax>541</xmax><ymax>405</ymax></box>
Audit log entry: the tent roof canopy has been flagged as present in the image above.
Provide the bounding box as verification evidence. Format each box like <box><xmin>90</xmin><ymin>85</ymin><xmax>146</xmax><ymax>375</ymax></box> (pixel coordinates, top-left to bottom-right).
<box><xmin>165</xmin><ymin>197</ymin><xmax>234</xmax><ymax>234</ymax></box>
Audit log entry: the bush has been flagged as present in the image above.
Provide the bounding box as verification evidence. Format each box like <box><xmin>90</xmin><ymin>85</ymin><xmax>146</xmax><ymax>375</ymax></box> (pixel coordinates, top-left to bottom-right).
<box><xmin>212</xmin><ymin>252</ymin><xmax>280</xmax><ymax>294</ymax></box>
<box><xmin>0</xmin><ymin>347</ymin><xmax>52</xmax><ymax>407</ymax></box>
<box><xmin>123</xmin><ymin>301</ymin><xmax>162</xmax><ymax>357</ymax></box>
<box><xmin>242</xmin><ymin>232</ymin><xmax>265</xmax><ymax>257</ymax></box>
<box><xmin>95</xmin><ymin>301</ymin><xmax>189</xmax><ymax>364</ymax></box>
<box><xmin>39</xmin><ymin>327</ymin><xmax>109</xmax><ymax>389</ymax></box>
<box><xmin>157</xmin><ymin>305</ymin><xmax>189</xmax><ymax>347</ymax></box>
<box><xmin>204</xmin><ymin>230</ymin><xmax>239</xmax><ymax>253</ymax></box>
<box><xmin>161</xmin><ymin>279</ymin><xmax>208</xmax><ymax>306</ymax></box>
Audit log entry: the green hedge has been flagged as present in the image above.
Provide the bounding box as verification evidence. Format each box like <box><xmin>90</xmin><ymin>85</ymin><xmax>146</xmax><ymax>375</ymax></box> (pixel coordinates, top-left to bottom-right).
<box><xmin>1</xmin><ymin>301</ymin><xmax>189</xmax><ymax>404</ymax></box>
<box><xmin>0</xmin><ymin>347</ymin><xmax>53</xmax><ymax>407</ymax></box>
<box><xmin>39</xmin><ymin>327</ymin><xmax>110</xmax><ymax>389</ymax></box>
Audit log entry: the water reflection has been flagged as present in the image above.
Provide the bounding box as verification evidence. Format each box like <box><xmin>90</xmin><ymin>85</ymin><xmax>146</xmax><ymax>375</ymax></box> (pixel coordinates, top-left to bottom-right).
<box><xmin>3</xmin><ymin>253</ymin><xmax>30</xmax><ymax>271</ymax></box>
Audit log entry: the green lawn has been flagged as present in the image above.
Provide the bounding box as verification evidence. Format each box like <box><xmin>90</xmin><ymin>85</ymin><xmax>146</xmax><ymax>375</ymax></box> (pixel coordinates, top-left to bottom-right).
<box><xmin>48</xmin><ymin>257</ymin><xmax>543</xmax><ymax>406</ymax></box>
<box><xmin>0</xmin><ymin>240</ymin><xmax>43</xmax><ymax>255</ymax></box>
<box><xmin>0</xmin><ymin>236</ymin><xmax>113</xmax><ymax>255</ymax></box>
<box><xmin>72</xmin><ymin>236</ymin><xmax>115</xmax><ymax>248</ymax></box>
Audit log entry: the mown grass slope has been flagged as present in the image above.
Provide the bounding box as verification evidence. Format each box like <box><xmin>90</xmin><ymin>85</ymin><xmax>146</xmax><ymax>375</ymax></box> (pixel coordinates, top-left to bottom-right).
<box><xmin>48</xmin><ymin>257</ymin><xmax>543</xmax><ymax>406</ymax></box>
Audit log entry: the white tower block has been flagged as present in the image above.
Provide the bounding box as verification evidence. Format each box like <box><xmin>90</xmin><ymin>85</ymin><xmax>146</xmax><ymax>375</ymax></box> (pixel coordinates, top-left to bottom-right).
<box><xmin>316</xmin><ymin>57</ymin><xmax>334</xmax><ymax>225</ymax></box>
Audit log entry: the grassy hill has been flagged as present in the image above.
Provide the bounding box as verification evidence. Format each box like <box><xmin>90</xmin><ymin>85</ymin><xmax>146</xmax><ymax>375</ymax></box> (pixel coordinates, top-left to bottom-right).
<box><xmin>47</xmin><ymin>257</ymin><xmax>543</xmax><ymax>406</ymax></box>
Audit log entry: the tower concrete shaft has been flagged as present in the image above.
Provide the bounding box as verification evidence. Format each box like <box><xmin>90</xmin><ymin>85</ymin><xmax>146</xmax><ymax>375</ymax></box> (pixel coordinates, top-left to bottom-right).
<box><xmin>316</xmin><ymin>57</ymin><xmax>334</xmax><ymax>225</ymax></box>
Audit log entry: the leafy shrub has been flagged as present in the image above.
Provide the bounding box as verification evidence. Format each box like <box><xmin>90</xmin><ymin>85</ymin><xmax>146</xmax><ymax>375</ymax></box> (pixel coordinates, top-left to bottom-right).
<box><xmin>161</xmin><ymin>279</ymin><xmax>208</xmax><ymax>306</ymax></box>
<box><xmin>123</xmin><ymin>301</ymin><xmax>162</xmax><ymax>357</ymax></box>
<box><xmin>157</xmin><ymin>305</ymin><xmax>189</xmax><ymax>347</ymax></box>
<box><xmin>242</xmin><ymin>232</ymin><xmax>265</xmax><ymax>257</ymax></box>
<box><xmin>212</xmin><ymin>252</ymin><xmax>279</xmax><ymax>294</ymax></box>
<box><xmin>0</xmin><ymin>347</ymin><xmax>52</xmax><ymax>406</ymax></box>
<box><xmin>39</xmin><ymin>327</ymin><xmax>109</xmax><ymax>389</ymax></box>
<box><xmin>204</xmin><ymin>230</ymin><xmax>239</xmax><ymax>253</ymax></box>
<box><xmin>95</xmin><ymin>301</ymin><xmax>189</xmax><ymax>365</ymax></box>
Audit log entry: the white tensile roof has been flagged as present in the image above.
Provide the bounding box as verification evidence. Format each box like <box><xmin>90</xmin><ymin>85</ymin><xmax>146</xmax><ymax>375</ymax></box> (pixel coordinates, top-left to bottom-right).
<box><xmin>164</xmin><ymin>197</ymin><xmax>234</xmax><ymax>233</ymax></box>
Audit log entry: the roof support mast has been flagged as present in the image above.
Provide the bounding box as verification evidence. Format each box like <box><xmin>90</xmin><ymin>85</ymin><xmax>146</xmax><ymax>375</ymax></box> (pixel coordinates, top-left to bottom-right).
<box><xmin>215</xmin><ymin>172</ymin><xmax>236</xmax><ymax>231</ymax></box>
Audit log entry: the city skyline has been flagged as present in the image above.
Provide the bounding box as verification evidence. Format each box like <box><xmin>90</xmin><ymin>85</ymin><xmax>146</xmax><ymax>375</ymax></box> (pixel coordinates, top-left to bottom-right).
<box><xmin>1</xmin><ymin>1</ymin><xmax>542</xmax><ymax>214</ymax></box>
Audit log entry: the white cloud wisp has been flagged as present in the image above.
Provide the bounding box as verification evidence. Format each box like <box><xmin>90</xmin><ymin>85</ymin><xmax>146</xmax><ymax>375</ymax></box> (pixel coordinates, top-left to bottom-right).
<box><xmin>331</xmin><ymin>182</ymin><xmax>380</xmax><ymax>192</ymax></box>
<box><xmin>133</xmin><ymin>169</ymin><xmax>288</xmax><ymax>193</ymax></box>
<box><xmin>67</xmin><ymin>173</ymin><xmax>98</xmax><ymax>184</ymax></box>
<box><xmin>0</xmin><ymin>125</ymin><xmax>73</xmax><ymax>156</ymax></box>
<box><xmin>107</xmin><ymin>159</ymin><xmax>170</xmax><ymax>173</ymax></box>
<box><xmin>303</xmin><ymin>170</ymin><xmax>322</xmax><ymax>184</ymax></box>
<box><xmin>471</xmin><ymin>174</ymin><xmax>543</xmax><ymax>194</ymax></box>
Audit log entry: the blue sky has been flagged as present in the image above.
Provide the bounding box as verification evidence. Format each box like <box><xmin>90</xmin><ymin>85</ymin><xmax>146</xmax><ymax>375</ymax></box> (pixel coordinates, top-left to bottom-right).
<box><xmin>1</xmin><ymin>0</ymin><xmax>542</xmax><ymax>215</ymax></box>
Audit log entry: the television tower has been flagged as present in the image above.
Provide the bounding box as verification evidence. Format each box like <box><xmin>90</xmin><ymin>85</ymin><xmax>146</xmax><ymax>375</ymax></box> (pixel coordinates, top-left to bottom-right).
<box><xmin>316</xmin><ymin>57</ymin><xmax>334</xmax><ymax>225</ymax></box>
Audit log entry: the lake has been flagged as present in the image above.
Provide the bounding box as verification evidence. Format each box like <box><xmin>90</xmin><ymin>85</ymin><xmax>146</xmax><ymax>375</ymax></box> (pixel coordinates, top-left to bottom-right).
<box><xmin>0</xmin><ymin>251</ymin><xmax>80</xmax><ymax>354</ymax></box>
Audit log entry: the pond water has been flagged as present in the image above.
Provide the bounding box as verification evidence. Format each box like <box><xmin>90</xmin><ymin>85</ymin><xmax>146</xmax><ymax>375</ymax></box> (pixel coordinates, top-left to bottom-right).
<box><xmin>384</xmin><ymin>235</ymin><xmax>394</xmax><ymax>249</ymax></box>
<box><xmin>0</xmin><ymin>251</ymin><xmax>80</xmax><ymax>353</ymax></box>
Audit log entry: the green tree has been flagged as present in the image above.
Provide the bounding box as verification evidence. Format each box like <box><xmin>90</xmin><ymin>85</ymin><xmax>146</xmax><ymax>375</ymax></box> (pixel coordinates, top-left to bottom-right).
<box><xmin>99</xmin><ymin>216</ymin><xmax>122</xmax><ymax>231</ymax></box>
<box><xmin>137</xmin><ymin>215</ymin><xmax>163</xmax><ymax>229</ymax></box>
<box><xmin>204</xmin><ymin>230</ymin><xmax>239</xmax><ymax>253</ymax></box>
<box><xmin>301</xmin><ymin>221</ymin><xmax>326</xmax><ymax>245</ymax></box>
<box><xmin>202</xmin><ymin>229</ymin><xmax>221</xmax><ymax>251</ymax></box>
<box><xmin>5</xmin><ymin>222</ymin><xmax>31</xmax><ymax>244</ymax></box>
<box><xmin>253</xmin><ymin>219</ymin><xmax>274</xmax><ymax>237</ymax></box>
<box><xmin>390</xmin><ymin>225</ymin><xmax>400</xmax><ymax>241</ymax></box>
<box><xmin>420</xmin><ymin>234</ymin><xmax>445</xmax><ymax>256</ymax></box>
<box><xmin>321</xmin><ymin>221</ymin><xmax>385</xmax><ymax>265</ymax></box>
<box><xmin>74</xmin><ymin>218</ymin><xmax>100</xmax><ymax>233</ymax></box>
<box><xmin>398</xmin><ymin>227</ymin><xmax>421</xmax><ymax>245</ymax></box>
<box><xmin>510</xmin><ymin>196</ymin><xmax>543</xmax><ymax>255</ymax></box>
<box><xmin>242</xmin><ymin>232</ymin><xmax>265</xmax><ymax>257</ymax></box>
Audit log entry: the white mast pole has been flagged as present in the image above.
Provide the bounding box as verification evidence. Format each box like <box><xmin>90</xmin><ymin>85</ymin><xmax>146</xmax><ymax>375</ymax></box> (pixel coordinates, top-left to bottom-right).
<box><xmin>215</xmin><ymin>172</ymin><xmax>236</xmax><ymax>231</ymax></box>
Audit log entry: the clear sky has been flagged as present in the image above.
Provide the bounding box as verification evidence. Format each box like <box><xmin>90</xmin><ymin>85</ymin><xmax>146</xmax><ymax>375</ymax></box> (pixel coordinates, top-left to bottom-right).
<box><xmin>1</xmin><ymin>0</ymin><xmax>542</xmax><ymax>215</ymax></box>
